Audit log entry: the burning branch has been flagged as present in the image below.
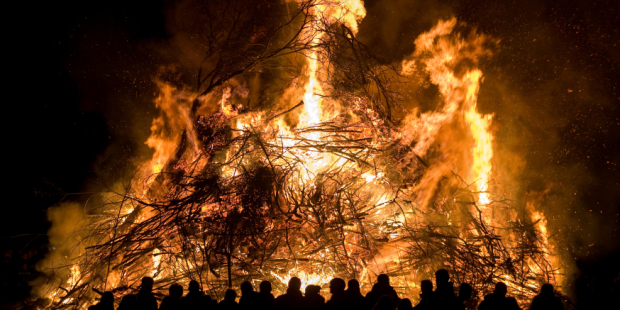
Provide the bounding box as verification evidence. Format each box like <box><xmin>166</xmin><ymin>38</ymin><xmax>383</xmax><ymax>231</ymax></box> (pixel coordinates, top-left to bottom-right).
<box><xmin>33</xmin><ymin>4</ymin><xmax>564</xmax><ymax>310</ymax></box>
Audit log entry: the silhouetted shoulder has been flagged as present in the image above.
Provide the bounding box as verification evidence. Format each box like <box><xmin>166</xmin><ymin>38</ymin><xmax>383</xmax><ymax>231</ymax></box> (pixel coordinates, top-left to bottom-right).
<box><xmin>137</xmin><ymin>277</ymin><xmax>158</xmax><ymax>310</ymax></box>
<box><xmin>274</xmin><ymin>277</ymin><xmax>304</xmax><ymax>310</ymax></box>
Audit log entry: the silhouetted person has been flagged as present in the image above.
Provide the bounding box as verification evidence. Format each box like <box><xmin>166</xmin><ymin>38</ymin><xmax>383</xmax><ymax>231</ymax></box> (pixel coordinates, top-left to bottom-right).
<box><xmin>160</xmin><ymin>283</ymin><xmax>183</xmax><ymax>310</ymax></box>
<box><xmin>372</xmin><ymin>295</ymin><xmax>394</xmax><ymax>310</ymax></box>
<box><xmin>413</xmin><ymin>280</ymin><xmax>433</xmax><ymax>310</ymax></box>
<box><xmin>303</xmin><ymin>285</ymin><xmax>325</xmax><ymax>310</ymax></box>
<box><xmin>432</xmin><ymin>269</ymin><xmax>456</xmax><ymax>310</ymax></box>
<box><xmin>91</xmin><ymin>291</ymin><xmax>114</xmax><ymax>310</ymax></box>
<box><xmin>397</xmin><ymin>298</ymin><xmax>413</xmax><ymax>310</ymax></box>
<box><xmin>257</xmin><ymin>281</ymin><xmax>275</xmax><ymax>310</ymax></box>
<box><xmin>344</xmin><ymin>279</ymin><xmax>365</xmax><ymax>310</ymax></box>
<box><xmin>529</xmin><ymin>284</ymin><xmax>564</xmax><ymax>310</ymax></box>
<box><xmin>456</xmin><ymin>283</ymin><xmax>472</xmax><ymax>310</ymax></box>
<box><xmin>239</xmin><ymin>281</ymin><xmax>259</xmax><ymax>310</ymax></box>
<box><xmin>137</xmin><ymin>277</ymin><xmax>158</xmax><ymax>310</ymax></box>
<box><xmin>219</xmin><ymin>289</ymin><xmax>239</xmax><ymax>310</ymax></box>
<box><xmin>117</xmin><ymin>294</ymin><xmax>139</xmax><ymax>310</ymax></box>
<box><xmin>203</xmin><ymin>295</ymin><xmax>214</xmax><ymax>310</ymax></box>
<box><xmin>365</xmin><ymin>274</ymin><xmax>399</xmax><ymax>309</ymax></box>
<box><xmin>183</xmin><ymin>280</ymin><xmax>208</xmax><ymax>310</ymax></box>
<box><xmin>478</xmin><ymin>282</ymin><xmax>521</xmax><ymax>310</ymax></box>
<box><xmin>275</xmin><ymin>277</ymin><xmax>304</xmax><ymax>310</ymax></box>
<box><xmin>326</xmin><ymin>278</ymin><xmax>347</xmax><ymax>310</ymax></box>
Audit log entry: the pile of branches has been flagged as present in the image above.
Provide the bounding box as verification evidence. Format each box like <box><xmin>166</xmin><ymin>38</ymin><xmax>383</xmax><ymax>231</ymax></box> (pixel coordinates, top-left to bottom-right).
<box><xmin>38</xmin><ymin>101</ymin><xmax>560</xmax><ymax>309</ymax></box>
<box><xmin>40</xmin><ymin>98</ymin><xmax>397</xmax><ymax>306</ymax></box>
<box><xmin>390</xmin><ymin>182</ymin><xmax>563</xmax><ymax>306</ymax></box>
<box><xmin>33</xmin><ymin>1</ymin><xmax>561</xmax><ymax>308</ymax></box>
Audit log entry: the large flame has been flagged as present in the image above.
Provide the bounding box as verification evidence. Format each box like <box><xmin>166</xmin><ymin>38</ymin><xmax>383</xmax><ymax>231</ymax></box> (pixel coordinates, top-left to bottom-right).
<box><xmin>463</xmin><ymin>71</ymin><xmax>494</xmax><ymax>206</ymax></box>
<box><xmin>37</xmin><ymin>3</ymin><xmax>562</xmax><ymax>309</ymax></box>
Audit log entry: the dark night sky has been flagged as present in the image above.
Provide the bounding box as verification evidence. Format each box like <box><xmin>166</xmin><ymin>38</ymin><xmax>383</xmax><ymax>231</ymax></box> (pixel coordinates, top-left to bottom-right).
<box><xmin>3</xmin><ymin>0</ymin><xmax>620</xmax><ymax>307</ymax></box>
<box><xmin>6</xmin><ymin>0</ymin><xmax>167</xmax><ymax>237</ymax></box>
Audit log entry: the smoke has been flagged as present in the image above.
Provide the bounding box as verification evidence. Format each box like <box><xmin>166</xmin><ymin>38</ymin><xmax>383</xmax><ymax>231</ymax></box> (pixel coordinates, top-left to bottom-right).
<box><xmin>32</xmin><ymin>202</ymin><xmax>86</xmax><ymax>299</ymax></box>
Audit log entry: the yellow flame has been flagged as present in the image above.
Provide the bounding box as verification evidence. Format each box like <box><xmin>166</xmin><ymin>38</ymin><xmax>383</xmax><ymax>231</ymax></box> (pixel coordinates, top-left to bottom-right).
<box><xmin>152</xmin><ymin>163</ymin><xmax>163</xmax><ymax>174</ymax></box>
<box><xmin>145</xmin><ymin>82</ymin><xmax>186</xmax><ymax>175</ymax></box>
<box><xmin>271</xmin><ymin>268</ymin><xmax>336</xmax><ymax>292</ymax></box>
<box><xmin>68</xmin><ymin>265</ymin><xmax>81</xmax><ymax>288</ymax></box>
<box><xmin>152</xmin><ymin>248</ymin><xmax>161</xmax><ymax>278</ymax></box>
<box><xmin>300</xmin><ymin>0</ymin><xmax>367</xmax><ymax>128</ymax></box>
<box><xmin>221</xmin><ymin>87</ymin><xmax>237</xmax><ymax>117</ymax></box>
<box><xmin>530</xmin><ymin>207</ymin><xmax>563</xmax><ymax>285</ymax></box>
<box><xmin>292</xmin><ymin>0</ymin><xmax>367</xmax><ymax>178</ymax></box>
<box><xmin>463</xmin><ymin>70</ymin><xmax>493</xmax><ymax>205</ymax></box>
<box><xmin>400</xmin><ymin>18</ymin><xmax>494</xmax><ymax>207</ymax></box>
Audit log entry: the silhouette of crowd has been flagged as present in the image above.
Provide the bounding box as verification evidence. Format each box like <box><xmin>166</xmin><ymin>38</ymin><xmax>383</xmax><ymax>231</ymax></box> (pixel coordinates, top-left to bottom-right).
<box><xmin>89</xmin><ymin>270</ymin><xmax>564</xmax><ymax>310</ymax></box>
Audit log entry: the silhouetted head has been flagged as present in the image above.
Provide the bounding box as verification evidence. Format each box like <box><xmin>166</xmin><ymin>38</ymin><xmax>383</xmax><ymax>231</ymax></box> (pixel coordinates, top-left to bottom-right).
<box><xmin>377</xmin><ymin>274</ymin><xmax>390</xmax><ymax>286</ymax></box>
<box><xmin>329</xmin><ymin>278</ymin><xmax>346</xmax><ymax>294</ymax></box>
<box><xmin>188</xmin><ymin>280</ymin><xmax>200</xmax><ymax>293</ymax></box>
<box><xmin>420</xmin><ymin>280</ymin><xmax>433</xmax><ymax>295</ymax></box>
<box><xmin>306</xmin><ymin>285</ymin><xmax>321</xmax><ymax>296</ymax></box>
<box><xmin>224</xmin><ymin>289</ymin><xmax>237</xmax><ymax>301</ymax></box>
<box><xmin>458</xmin><ymin>283</ymin><xmax>472</xmax><ymax>301</ymax></box>
<box><xmin>397</xmin><ymin>298</ymin><xmax>413</xmax><ymax>310</ymax></box>
<box><xmin>494</xmin><ymin>282</ymin><xmax>507</xmax><ymax>297</ymax></box>
<box><xmin>288</xmin><ymin>277</ymin><xmax>302</xmax><ymax>291</ymax></box>
<box><xmin>373</xmin><ymin>295</ymin><xmax>393</xmax><ymax>310</ymax></box>
<box><xmin>240</xmin><ymin>281</ymin><xmax>254</xmax><ymax>294</ymax></box>
<box><xmin>169</xmin><ymin>283</ymin><xmax>183</xmax><ymax>298</ymax></box>
<box><xmin>539</xmin><ymin>284</ymin><xmax>554</xmax><ymax>297</ymax></box>
<box><xmin>141</xmin><ymin>277</ymin><xmax>154</xmax><ymax>292</ymax></box>
<box><xmin>119</xmin><ymin>294</ymin><xmax>138</xmax><ymax>310</ymax></box>
<box><xmin>259</xmin><ymin>281</ymin><xmax>272</xmax><ymax>294</ymax></box>
<box><xmin>435</xmin><ymin>269</ymin><xmax>450</xmax><ymax>285</ymax></box>
<box><xmin>347</xmin><ymin>279</ymin><xmax>360</xmax><ymax>293</ymax></box>
<box><xmin>100</xmin><ymin>291</ymin><xmax>114</xmax><ymax>306</ymax></box>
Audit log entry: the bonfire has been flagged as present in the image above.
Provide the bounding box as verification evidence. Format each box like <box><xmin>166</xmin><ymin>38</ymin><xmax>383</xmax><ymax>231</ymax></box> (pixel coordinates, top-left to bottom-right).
<box><xmin>32</xmin><ymin>1</ymin><xmax>564</xmax><ymax>309</ymax></box>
